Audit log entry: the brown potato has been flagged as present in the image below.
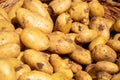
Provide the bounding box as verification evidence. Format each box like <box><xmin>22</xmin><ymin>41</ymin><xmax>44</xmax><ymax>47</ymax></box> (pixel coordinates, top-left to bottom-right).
<box><xmin>20</xmin><ymin>27</ymin><xmax>50</xmax><ymax>51</ymax></box>
<box><xmin>69</xmin><ymin>45</ymin><xmax>92</xmax><ymax>65</ymax></box>
<box><xmin>18</xmin><ymin>70</ymin><xmax>53</xmax><ymax>80</ymax></box>
<box><xmin>91</xmin><ymin>44</ymin><xmax>117</xmax><ymax>62</ymax></box>
<box><xmin>89</xmin><ymin>0</ymin><xmax>104</xmax><ymax>17</ymax></box>
<box><xmin>50</xmin><ymin>54</ymin><xmax>73</xmax><ymax>79</ymax></box>
<box><xmin>23</xmin><ymin>49</ymin><xmax>53</xmax><ymax>74</ymax></box>
<box><xmin>0</xmin><ymin>59</ymin><xmax>16</xmax><ymax>80</ymax></box>
<box><xmin>95</xmin><ymin>61</ymin><xmax>119</xmax><ymax>74</ymax></box>
<box><xmin>54</xmin><ymin>12</ymin><xmax>72</xmax><ymax>33</ymax></box>
<box><xmin>69</xmin><ymin>1</ymin><xmax>89</xmax><ymax>25</ymax></box>
<box><xmin>49</xmin><ymin>0</ymin><xmax>71</xmax><ymax>14</ymax></box>
<box><xmin>75</xmin><ymin>71</ymin><xmax>92</xmax><ymax>80</ymax></box>
<box><xmin>16</xmin><ymin>8</ymin><xmax>53</xmax><ymax>34</ymax></box>
<box><xmin>48</xmin><ymin>31</ymin><xmax>75</xmax><ymax>54</ymax></box>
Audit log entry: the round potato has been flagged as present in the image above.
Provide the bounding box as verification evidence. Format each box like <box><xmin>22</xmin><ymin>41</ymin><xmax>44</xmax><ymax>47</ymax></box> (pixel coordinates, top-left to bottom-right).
<box><xmin>20</xmin><ymin>27</ymin><xmax>50</xmax><ymax>51</ymax></box>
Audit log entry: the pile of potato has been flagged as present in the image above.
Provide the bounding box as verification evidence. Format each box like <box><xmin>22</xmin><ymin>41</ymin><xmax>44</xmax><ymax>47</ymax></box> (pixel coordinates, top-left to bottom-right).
<box><xmin>0</xmin><ymin>0</ymin><xmax>120</xmax><ymax>80</ymax></box>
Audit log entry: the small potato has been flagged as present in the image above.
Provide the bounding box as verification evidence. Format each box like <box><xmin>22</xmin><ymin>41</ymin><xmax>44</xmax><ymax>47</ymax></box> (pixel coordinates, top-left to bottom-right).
<box><xmin>71</xmin><ymin>22</ymin><xmax>88</xmax><ymax>33</ymax></box>
<box><xmin>91</xmin><ymin>44</ymin><xmax>117</xmax><ymax>62</ymax></box>
<box><xmin>49</xmin><ymin>0</ymin><xmax>71</xmax><ymax>14</ymax></box>
<box><xmin>0</xmin><ymin>59</ymin><xmax>16</xmax><ymax>80</ymax></box>
<box><xmin>54</xmin><ymin>12</ymin><xmax>72</xmax><ymax>33</ymax></box>
<box><xmin>0</xmin><ymin>8</ymin><xmax>10</xmax><ymax>21</ymax></box>
<box><xmin>20</xmin><ymin>27</ymin><xmax>50</xmax><ymax>51</ymax></box>
<box><xmin>48</xmin><ymin>31</ymin><xmax>75</xmax><ymax>54</ymax></box>
<box><xmin>75</xmin><ymin>29</ymin><xmax>98</xmax><ymax>44</ymax></box>
<box><xmin>16</xmin><ymin>8</ymin><xmax>53</xmax><ymax>34</ymax></box>
<box><xmin>95</xmin><ymin>61</ymin><xmax>119</xmax><ymax>74</ymax></box>
<box><xmin>69</xmin><ymin>45</ymin><xmax>92</xmax><ymax>65</ymax></box>
<box><xmin>0</xmin><ymin>19</ymin><xmax>15</xmax><ymax>31</ymax></box>
<box><xmin>111</xmin><ymin>73</ymin><xmax>120</xmax><ymax>80</ymax></box>
<box><xmin>75</xmin><ymin>71</ymin><xmax>92</xmax><ymax>80</ymax></box>
<box><xmin>0</xmin><ymin>31</ymin><xmax>20</xmax><ymax>46</ymax></box>
<box><xmin>15</xmin><ymin>64</ymin><xmax>31</xmax><ymax>79</ymax></box>
<box><xmin>89</xmin><ymin>0</ymin><xmax>104</xmax><ymax>17</ymax></box>
<box><xmin>18</xmin><ymin>70</ymin><xmax>53</xmax><ymax>80</ymax></box>
<box><xmin>113</xmin><ymin>19</ymin><xmax>120</xmax><ymax>32</ymax></box>
<box><xmin>69</xmin><ymin>1</ymin><xmax>89</xmax><ymax>25</ymax></box>
<box><xmin>0</xmin><ymin>43</ymin><xmax>20</xmax><ymax>59</ymax></box>
<box><xmin>23</xmin><ymin>49</ymin><xmax>53</xmax><ymax>74</ymax></box>
<box><xmin>89</xmin><ymin>36</ymin><xmax>107</xmax><ymax>51</ymax></box>
<box><xmin>50</xmin><ymin>54</ymin><xmax>73</xmax><ymax>79</ymax></box>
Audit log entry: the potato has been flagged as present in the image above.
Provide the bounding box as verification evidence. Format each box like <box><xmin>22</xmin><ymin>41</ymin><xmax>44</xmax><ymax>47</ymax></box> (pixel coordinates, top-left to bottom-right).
<box><xmin>18</xmin><ymin>70</ymin><xmax>53</xmax><ymax>80</ymax></box>
<box><xmin>95</xmin><ymin>61</ymin><xmax>119</xmax><ymax>74</ymax></box>
<box><xmin>23</xmin><ymin>0</ymin><xmax>53</xmax><ymax>23</ymax></box>
<box><xmin>0</xmin><ymin>43</ymin><xmax>20</xmax><ymax>59</ymax></box>
<box><xmin>69</xmin><ymin>1</ymin><xmax>89</xmax><ymax>25</ymax></box>
<box><xmin>0</xmin><ymin>59</ymin><xmax>16</xmax><ymax>80</ymax></box>
<box><xmin>15</xmin><ymin>64</ymin><xmax>31</xmax><ymax>79</ymax></box>
<box><xmin>97</xmin><ymin>71</ymin><xmax>112</xmax><ymax>80</ymax></box>
<box><xmin>50</xmin><ymin>54</ymin><xmax>73</xmax><ymax>79</ymax></box>
<box><xmin>8</xmin><ymin>0</ymin><xmax>24</xmax><ymax>23</ymax></box>
<box><xmin>48</xmin><ymin>31</ymin><xmax>75</xmax><ymax>54</ymax></box>
<box><xmin>0</xmin><ymin>8</ymin><xmax>10</xmax><ymax>22</ymax></box>
<box><xmin>0</xmin><ymin>31</ymin><xmax>20</xmax><ymax>46</ymax></box>
<box><xmin>69</xmin><ymin>45</ymin><xmax>92</xmax><ymax>65</ymax></box>
<box><xmin>49</xmin><ymin>0</ymin><xmax>71</xmax><ymax>14</ymax></box>
<box><xmin>91</xmin><ymin>44</ymin><xmax>117</xmax><ymax>62</ymax></box>
<box><xmin>54</xmin><ymin>12</ymin><xmax>72</xmax><ymax>33</ymax></box>
<box><xmin>75</xmin><ymin>29</ymin><xmax>98</xmax><ymax>44</ymax></box>
<box><xmin>52</xmin><ymin>72</ymin><xmax>67</xmax><ymax>80</ymax></box>
<box><xmin>89</xmin><ymin>36</ymin><xmax>107</xmax><ymax>51</ymax></box>
<box><xmin>111</xmin><ymin>73</ymin><xmax>120</xmax><ymax>80</ymax></box>
<box><xmin>71</xmin><ymin>22</ymin><xmax>88</xmax><ymax>33</ymax></box>
<box><xmin>20</xmin><ymin>27</ymin><xmax>50</xmax><ymax>51</ymax></box>
<box><xmin>0</xmin><ymin>19</ymin><xmax>15</xmax><ymax>31</ymax></box>
<box><xmin>16</xmin><ymin>8</ymin><xmax>53</xmax><ymax>34</ymax></box>
<box><xmin>89</xmin><ymin>0</ymin><xmax>104</xmax><ymax>17</ymax></box>
<box><xmin>23</xmin><ymin>49</ymin><xmax>53</xmax><ymax>74</ymax></box>
<box><xmin>75</xmin><ymin>71</ymin><xmax>92</xmax><ymax>80</ymax></box>
<box><xmin>113</xmin><ymin>19</ymin><xmax>120</xmax><ymax>32</ymax></box>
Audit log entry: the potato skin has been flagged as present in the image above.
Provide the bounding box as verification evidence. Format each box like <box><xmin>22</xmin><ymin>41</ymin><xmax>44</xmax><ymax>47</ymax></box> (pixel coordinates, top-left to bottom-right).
<box><xmin>92</xmin><ymin>44</ymin><xmax>117</xmax><ymax>62</ymax></box>
<box><xmin>23</xmin><ymin>49</ymin><xmax>53</xmax><ymax>74</ymax></box>
<box><xmin>111</xmin><ymin>73</ymin><xmax>120</xmax><ymax>80</ymax></box>
<box><xmin>16</xmin><ymin>8</ymin><xmax>53</xmax><ymax>34</ymax></box>
<box><xmin>20</xmin><ymin>27</ymin><xmax>50</xmax><ymax>51</ymax></box>
<box><xmin>0</xmin><ymin>59</ymin><xmax>16</xmax><ymax>80</ymax></box>
<box><xmin>18</xmin><ymin>70</ymin><xmax>53</xmax><ymax>80</ymax></box>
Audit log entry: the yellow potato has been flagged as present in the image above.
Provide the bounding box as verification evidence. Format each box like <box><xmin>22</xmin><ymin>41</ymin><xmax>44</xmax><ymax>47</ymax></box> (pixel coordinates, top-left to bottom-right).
<box><xmin>75</xmin><ymin>71</ymin><xmax>92</xmax><ymax>80</ymax></box>
<box><xmin>52</xmin><ymin>72</ymin><xmax>67</xmax><ymax>80</ymax></box>
<box><xmin>91</xmin><ymin>44</ymin><xmax>117</xmax><ymax>62</ymax></box>
<box><xmin>89</xmin><ymin>0</ymin><xmax>104</xmax><ymax>17</ymax></box>
<box><xmin>69</xmin><ymin>45</ymin><xmax>92</xmax><ymax>65</ymax></box>
<box><xmin>0</xmin><ymin>59</ymin><xmax>16</xmax><ymax>80</ymax></box>
<box><xmin>23</xmin><ymin>49</ymin><xmax>53</xmax><ymax>74</ymax></box>
<box><xmin>54</xmin><ymin>12</ymin><xmax>72</xmax><ymax>33</ymax></box>
<box><xmin>16</xmin><ymin>8</ymin><xmax>53</xmax><ymax>34</ymax></box>
<box><xmin>0</xmin><ymin>43</ymin><xmax>20</xmax><ymax>59</ymax></box>
<box><xmin>111</xmin><ymin>73</ymin><xmax>120</xmax><ymax>80</ymax></box>
<box><xmin>48</xmin><ymin>31</ymin><xmax>75</xmax><ymax>54</ymax></box>
<box><xmin>0</xmin><ymin>31</ymin><xmax>20</xmax><ymax>46</ymax></box>
<box><xmin>49</xmin><ymin>0</ymin><xmax>71</xmax><ymax>14</ymax></box>
<box><xmin>20</xmin><ymin>27</ymin><xmax>50</xmax><ymax>51</ymax></box>
<box><xmin>50</xmin><ymin>54</ymin><xmax>73</xmax><ymax>79</ymax></box>
<box><xmin>113</xmin><ymin>19</ymin><xmax>120</xmax><ymax>32</ymax></box>
<box><xmin>18</xmin><ymin>70</ymin><xmax>53</xmax><ymax>80</ymax></box>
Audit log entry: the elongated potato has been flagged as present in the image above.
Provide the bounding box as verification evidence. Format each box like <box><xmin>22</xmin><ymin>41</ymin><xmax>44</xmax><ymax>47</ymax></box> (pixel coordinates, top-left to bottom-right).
<box><xmin>16</xmin><ymin>8</ymin><xmax>53</xmax><ymax>34</ymax></box>
<box><xmin>48</xmin><ymin>31</ymin><xmax>75</xmax><ymax>54</ymax></box>
<box><xmin>0</xmin><ymin>59</ymin><xmax>16</xmax><ymax>80</ymax></box>
<box><xmin>54</xmin><ymin>12</ymin><xmax>72</xmax><ymax>33</ymax></box>
<box><xmin>23</xmin><ymin>49</ymin><xmax>53</xmax><ymax>74</ymax></box>
<box><xmin>50</xmin><ymin>54</ymin><xmax>73</xmax><ymax>79</ymax></box>
<box><xmin>49</xmin><ymin>0</ymin><xmax>71</xmax><ymax>14</ymax></box>
<box><xmin>92</xmin><ymin>44</ymin><xmax>117</xmax><ymax>62</ymax></box>
<box><xmin>69</xmin><ymin>45</ymin><xmax>92</xmax><ymax>65</ymax></box>
<box><xmin>18</xmin><ymin>70</ymin><xmax>53</xmax><ymax>80</ymax></box>
<box><xmin>20</xmin><ymin>27</ymin><xmax>50</xmax><ymax>51</ymax></box>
